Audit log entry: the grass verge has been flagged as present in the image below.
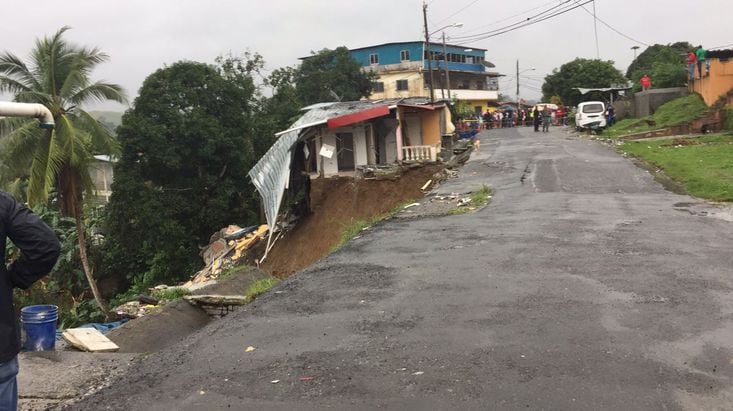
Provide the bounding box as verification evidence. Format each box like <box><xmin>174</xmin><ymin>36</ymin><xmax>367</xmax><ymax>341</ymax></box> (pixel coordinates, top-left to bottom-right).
<box><xmin>245</xmin><ymin>277</ymin><xmax>280</xmax><ymax>300</ymax></box>
<box><xmin>151</xmin><ymin>287</ymin><xmax>191</xmax><ymax>301</ymax></box>
<box><xmin>619</xmin><ymin>133</ymin><xmax>733</xmax><ymax>201</ymax></box>
<box><xmin>331</xmin><ymin>201</ymin><xmax>416</xmax><ymax>252</ymax></box>
<box><xmin>605</xmin><ymin>94</ymin><xmax>709</xmax><ymax>138</ymax></box>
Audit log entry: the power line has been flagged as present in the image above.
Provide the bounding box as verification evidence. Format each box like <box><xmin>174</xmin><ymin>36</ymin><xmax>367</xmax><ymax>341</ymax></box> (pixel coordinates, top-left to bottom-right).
<box><xmin>450</xmin><ymin>0</ymin><xmax>575</xmax><ymax>41</ymax></box>
<box><xmin>455</xmin><ymin>0</ymin><xmax>594</xmax><ymax>45</ymax></box>
<box><xmin>457</xmin><ymin>0</ymin><xmax>561</xmax><ymax>36</ymax></box>
<box><xmin>434</xmin><ymin>0</ymin><xmax>482</xmax><ymax>26</ymax></box>
<box><xmin>577</xmin><ymin>1</ymin><xmax>650</xmax><ymax>47</ymax></box>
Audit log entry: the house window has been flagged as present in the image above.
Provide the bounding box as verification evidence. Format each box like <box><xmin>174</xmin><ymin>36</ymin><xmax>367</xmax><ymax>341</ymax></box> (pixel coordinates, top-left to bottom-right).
<box><xmin>369</xmin><ymin>53</ymin><xmax>379</xmax><ymax>65</ymax></box>
<box><xmin>400</xmin><ymin>50</ymin><xmax>410</xmax><ymax>61</ymax></box>
<box><xmin>396</xmin><ymin>79</ymin><xmax>409</xmax><ymax>91</ymax></box>
<box><xmin>372</xmin><ymin>81</ymin><xmax>385</xmax><ymax>92</ymax></box>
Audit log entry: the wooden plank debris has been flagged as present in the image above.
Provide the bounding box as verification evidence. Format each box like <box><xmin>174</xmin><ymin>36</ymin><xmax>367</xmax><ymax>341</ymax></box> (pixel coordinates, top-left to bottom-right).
<box><xmin>62</xmin><ymin>328</ymin><xmax>119</xmax><ymax>352</ymax></box>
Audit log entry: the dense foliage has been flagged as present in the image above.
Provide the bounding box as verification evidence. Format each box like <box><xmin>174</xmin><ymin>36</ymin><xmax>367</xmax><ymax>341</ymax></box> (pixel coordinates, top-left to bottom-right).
<box><xmin>295</xmin><ymin>47</ymin><xmax>376</xmax><ymax>105</ymax></box>
<box><xmin>103</xmin><ymin>61</ymin><xmax>261</xmax><ymax>289</ymax></box>
<box><xmin>0</xmin><ymin>26</ymin><xmax>127</xmax><ymax>314</ymax></box>
<box><xmin>541</xmin><ymin>58</ymin><xmax>627</xmax><ymax>107</ymax></box>
<box><xmin>626</xmin><ymin>43</ymin><xmax>692</xmax><ymax>92</ymax></box>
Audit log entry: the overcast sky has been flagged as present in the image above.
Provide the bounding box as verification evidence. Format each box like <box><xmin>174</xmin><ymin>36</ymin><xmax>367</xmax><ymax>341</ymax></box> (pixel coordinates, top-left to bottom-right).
<box><xmin>3</xmin><ymin>0</ymin><xmax>731</xmax><ymax>110</ymax></box>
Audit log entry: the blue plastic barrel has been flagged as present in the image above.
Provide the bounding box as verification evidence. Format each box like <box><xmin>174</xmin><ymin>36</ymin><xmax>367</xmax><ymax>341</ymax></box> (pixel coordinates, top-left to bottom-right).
<box><xmin>20</xmin><ymin>305</ymin><xmax>59</xmax><ymax>351</ymax></box>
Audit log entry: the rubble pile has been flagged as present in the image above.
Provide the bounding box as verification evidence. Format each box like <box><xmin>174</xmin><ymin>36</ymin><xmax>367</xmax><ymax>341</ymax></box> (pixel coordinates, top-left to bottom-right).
<box><xmin>187</xmin><ymin>224</ymin><xmax>269</xmax><ymax>285</ymax></box>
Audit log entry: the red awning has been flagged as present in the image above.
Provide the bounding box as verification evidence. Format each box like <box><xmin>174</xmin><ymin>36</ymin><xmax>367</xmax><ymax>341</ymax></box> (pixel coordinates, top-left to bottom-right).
<box><xmin>327</xmin><ymin>105</ymin><xmax>391</xmax><ymax>128</ymax></box>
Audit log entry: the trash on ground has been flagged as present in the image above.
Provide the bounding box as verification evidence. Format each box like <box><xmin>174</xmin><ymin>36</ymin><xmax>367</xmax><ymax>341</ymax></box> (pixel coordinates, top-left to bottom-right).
<box><xmin>412</xmin><ymin>371</ymin><xmax>424</xmax><ymax>376</ymax></box>
<box><xmin>245</xmin><ymin>346</ymin><xmax>256</xmax><ymax>353</ymax></box>
<box><xmin>271</xmin><ymin>380</ymin><xmax>280</xmax><ymax>384</ymax></box>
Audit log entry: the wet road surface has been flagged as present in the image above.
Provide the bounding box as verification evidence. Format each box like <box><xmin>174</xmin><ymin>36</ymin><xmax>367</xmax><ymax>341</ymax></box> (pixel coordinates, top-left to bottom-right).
<box><xmin>71</xmin><ymin>126</ymin><xmax>733</xmax><ymax>410</ymax></box>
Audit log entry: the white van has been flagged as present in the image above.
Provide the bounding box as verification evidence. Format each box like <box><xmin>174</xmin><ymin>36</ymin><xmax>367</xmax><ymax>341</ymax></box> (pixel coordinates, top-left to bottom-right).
<box><xmin>575</xmin><ymin>101</ymin><xmax>607</xmax><ymax>131</ymax></box>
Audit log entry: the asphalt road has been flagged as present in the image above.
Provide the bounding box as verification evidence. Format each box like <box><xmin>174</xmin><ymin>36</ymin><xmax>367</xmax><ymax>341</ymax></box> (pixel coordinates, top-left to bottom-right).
<box><xmin>71</xmin><ymin>126</ymin><xmax>733</xmax><ymax>410</ymax></box>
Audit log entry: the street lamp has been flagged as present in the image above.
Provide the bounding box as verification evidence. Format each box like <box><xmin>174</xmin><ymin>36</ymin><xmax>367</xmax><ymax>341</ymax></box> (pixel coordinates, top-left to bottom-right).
<box><xmin>631</xmin><ymin>45</ymin><xmax>640</xmax><ymax>60</ymax></box>
<box><xmin>516</xmin><ymin>61</ymin><xmax>535</xmax><ymax>110</ymax></box>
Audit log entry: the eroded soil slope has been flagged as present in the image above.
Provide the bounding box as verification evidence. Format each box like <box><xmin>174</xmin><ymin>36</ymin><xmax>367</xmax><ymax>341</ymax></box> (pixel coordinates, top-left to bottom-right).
<box><xmin>261</xmin><ymin>165</ymin><xmax>443</xmax><ymax>277</ymax></box>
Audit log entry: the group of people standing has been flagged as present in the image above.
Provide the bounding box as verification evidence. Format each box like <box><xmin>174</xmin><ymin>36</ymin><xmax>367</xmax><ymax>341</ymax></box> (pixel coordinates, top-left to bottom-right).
<box><xmin>687</xmin><ymin>45</ymin><xmax>709</xmax><ymax>81</ymax></box>
<box><xmin>481</xmin><ymin>106</ymin><xmax>569</xmax><ymax>130</ymax></box>
<box><xmin>532</xmin><ymin>106</ymin><xmax>553</xmax><ymax>132</ymax></box>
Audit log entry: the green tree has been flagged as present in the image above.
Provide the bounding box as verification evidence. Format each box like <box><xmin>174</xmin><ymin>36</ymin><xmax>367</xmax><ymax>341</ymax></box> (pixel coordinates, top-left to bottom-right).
<box><xmin>542</xmin><ymin>58</ymin><xmax>626</xmax><ymax>107</ymax></box>
<box><xmin>295</xmin><ymin>47</ymin><xmax>376</xmax><ymax>105</ymax></box>
<box><xmin>257</xmin><ymin>65</ymin><xmax>302</xmax><ymax>155</ymax></box>
<box><xmin>104</xmin><ymin>60</ymin><xmax>260</xmax><ymax>289</ymax></box>
<box><xmin>0</xmin><ymin>27</ymin><xmax>127</xmax><ymax>315</ymax></box>
<box><xmin>627</xmin><ymin>43</ymin><xmax>691</xmax><ymax>91</ymax></box>
<box><xmin>626</xmin><ymin>42</ymin><xmax>692</xmax><ymax>78</ymax></box>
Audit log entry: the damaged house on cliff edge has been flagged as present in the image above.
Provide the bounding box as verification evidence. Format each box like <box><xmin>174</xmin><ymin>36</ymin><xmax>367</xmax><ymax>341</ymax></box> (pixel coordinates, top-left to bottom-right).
<box><xmin>248</xmin><ymin>97</ymin><xmax>455</xmax><ymax>256</ymax></box>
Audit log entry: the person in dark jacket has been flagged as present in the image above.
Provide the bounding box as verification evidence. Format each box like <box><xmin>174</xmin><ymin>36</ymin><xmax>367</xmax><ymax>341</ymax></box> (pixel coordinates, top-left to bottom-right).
<box><xmin>533</xmin><ymin>107</ymin><xmax>541</xmax><ymax>132</ymax></box>
<box><xmin>0</xmin><ymin>192</ymin><xmax>60</xmax><ymax>410</ymax></box>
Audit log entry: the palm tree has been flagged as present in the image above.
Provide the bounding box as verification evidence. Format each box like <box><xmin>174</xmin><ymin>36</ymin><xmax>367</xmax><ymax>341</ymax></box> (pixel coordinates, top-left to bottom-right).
<box><xmin>0</xmin><ymin>27</ymin><xmax>127</xmax><ymax>317</ymax></box>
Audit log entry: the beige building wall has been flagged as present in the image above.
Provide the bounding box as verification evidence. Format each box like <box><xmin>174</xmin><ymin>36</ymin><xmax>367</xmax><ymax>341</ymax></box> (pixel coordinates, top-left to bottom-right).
<box><xmin>420</xmin><ymin>110</ymin><xmax>441</xmax><ymax>146</ymax></box>
<box><xmin>692</xmin><ymin>58</ymin><xmax>733</xmax><ymax>107</ymax></box>
<box><xmin>370</xmin><ymin>71</ymin><xmax>427</xmax><ymax>100</ymax></box>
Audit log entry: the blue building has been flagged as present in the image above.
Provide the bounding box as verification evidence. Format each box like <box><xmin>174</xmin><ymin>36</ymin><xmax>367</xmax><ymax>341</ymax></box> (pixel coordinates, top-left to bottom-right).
<box><xmin>348</xmin><ymin>41</ymin><xmax>501</xmax><ymax>114</ymax></box>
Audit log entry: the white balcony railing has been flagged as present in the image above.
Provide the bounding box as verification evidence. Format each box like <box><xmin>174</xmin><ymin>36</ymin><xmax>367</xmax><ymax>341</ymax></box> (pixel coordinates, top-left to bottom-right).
<box><xmin>402</xmin><ymin>144</ymin><xmax>439</xmax><ymax>162</ymax></box>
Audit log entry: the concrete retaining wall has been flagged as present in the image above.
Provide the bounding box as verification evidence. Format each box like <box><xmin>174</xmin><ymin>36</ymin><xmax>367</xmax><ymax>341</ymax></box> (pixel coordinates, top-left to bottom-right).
<box><xmin>634</xmin><ymin>87</ymin><xmax>688</xmax><ymax>117</ymax></box>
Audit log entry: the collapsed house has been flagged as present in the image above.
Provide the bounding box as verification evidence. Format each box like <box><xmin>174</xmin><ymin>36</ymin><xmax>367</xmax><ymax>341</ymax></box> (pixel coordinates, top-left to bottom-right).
<box><xmin>248</xmin><ymin>97</ymin><xmax>455</xmax><ymax>254</ymax></box>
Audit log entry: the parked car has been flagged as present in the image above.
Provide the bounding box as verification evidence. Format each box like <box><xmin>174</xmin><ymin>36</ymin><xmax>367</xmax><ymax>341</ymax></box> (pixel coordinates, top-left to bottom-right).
<box><xmin>575</xmin><ymin>101</ymin><xmax>607</xmax><ymax>132</ymax></box>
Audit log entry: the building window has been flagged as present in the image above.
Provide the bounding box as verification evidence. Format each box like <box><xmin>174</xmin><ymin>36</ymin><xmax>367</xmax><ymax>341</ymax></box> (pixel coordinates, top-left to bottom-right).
<box><xmin>400</xmin><ymin>50</ymin><xmax>410</xmax><ymax>61</ymax></box>
<box><xmin>372</xmin><ymin>81</ymin><xmax>385</xmax><ymax>92</ymax></box>
<box><xmin>396</xmin><ymin>79</ymin><xmax>409</xmax><ymax>91</ymax></box>
<box><xmin>369</xmin><ymin>53</ymin><xmax>379</xmax><ymax>65</ymax></box>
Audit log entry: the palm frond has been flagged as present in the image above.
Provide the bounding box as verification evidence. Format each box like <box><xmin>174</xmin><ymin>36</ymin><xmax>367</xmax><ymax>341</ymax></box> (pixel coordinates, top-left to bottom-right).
<box><xmin>69</xmin><ymin>82</ymin><xmax>127</xmax><ymax>106</ymax></box>
<box><xmin>0</xmin><ymin>117</ymin><xmax>31</xmax><ymax>138</ymax></box>
<box><xmin>0</xmin><ymin>51</ymin><xmax>39</xmax><ymax>91</ymax></box>
<box><xmin>0</xmin><ymin>74</ymin><xmax>31</xmax><ymax>95</ymax></box>
<box><xmin>26</xmin><ymin>128</ymin><xmax>62</xmax><ymax>206</ymax></box>
<box><xmin>0</xmin><ymin>120</ymin><xmax>44</xmax><ymax>170</ymax></box>
<box><xmin>73</xmin><ymin>110</ymin><xmax>120</xmax><ymax>156</ymax></box>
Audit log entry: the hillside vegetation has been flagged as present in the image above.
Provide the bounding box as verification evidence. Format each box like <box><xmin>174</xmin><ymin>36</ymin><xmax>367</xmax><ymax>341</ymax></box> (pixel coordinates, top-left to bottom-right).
<box><xmin>607</xmin><ymin>94</ymin><xmax>708</xmax><ymax>138</ymax></box>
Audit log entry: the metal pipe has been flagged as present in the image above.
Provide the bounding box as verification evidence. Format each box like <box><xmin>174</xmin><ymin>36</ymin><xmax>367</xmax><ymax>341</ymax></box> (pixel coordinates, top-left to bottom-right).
<box><xmin>0</xmin><ymin>102</ymin><xmax>55</xmax><ymax>129</ymax></box>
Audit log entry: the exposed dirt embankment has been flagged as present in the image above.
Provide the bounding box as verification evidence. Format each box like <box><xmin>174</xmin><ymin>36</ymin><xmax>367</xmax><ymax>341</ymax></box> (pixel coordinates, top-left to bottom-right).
<box><xmin>261</xmin><ymin>165</ymin><xmax>443</xmax><ymax>277</ymax></box>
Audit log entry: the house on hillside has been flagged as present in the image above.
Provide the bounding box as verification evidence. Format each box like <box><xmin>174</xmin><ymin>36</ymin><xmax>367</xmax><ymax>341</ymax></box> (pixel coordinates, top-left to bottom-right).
<box><xmin>691</xmin><ymin>48</ymin><xmax>733</xmax><ymax>107</ymax></box>
<box><xmin>342</xmin><ymin>41</ymin><xmax>502</xmax><ymax>116</ymax></box>
<box><xmin>248</xmin><ymin>97</ymin><xmax>454</xmax><ymax>241</ymax></box>
<box><xmin>89</xmin><ymin>155</ymin><xmax>115</xmax><ymax>202</ymax></box>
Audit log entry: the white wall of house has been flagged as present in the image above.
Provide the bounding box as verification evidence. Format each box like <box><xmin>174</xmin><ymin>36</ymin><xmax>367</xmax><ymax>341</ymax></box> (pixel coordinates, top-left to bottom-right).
<box><xmin>317</xmin><ymin>133</ymin><xmax>339</xmax><ymax>176</ymax></box>
<box><xmin>353</xmin><ymin>126</ymin><xmax>368</xmax><ymax>167</ymax></box>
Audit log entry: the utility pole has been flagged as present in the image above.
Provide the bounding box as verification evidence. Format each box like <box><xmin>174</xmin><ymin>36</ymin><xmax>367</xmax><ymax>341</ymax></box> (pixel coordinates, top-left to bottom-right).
<box><xmin>442</xmin><ymin>32</ymin><xmax>453</xmax><ymax>100</ymax></box>
<box><xmin>516</xmin><ymin>60</ymin><xmax>520</xmax><ymax>110</ymax></box>
<box><xmin>423</xmin><ymin>1</ymin><xmax>435</xmax><ymax>104</ymax></box>
<box><xmin>592</xmin><ymin>0</ymin><xmax>600</xmax><ymax>59</ymax></box>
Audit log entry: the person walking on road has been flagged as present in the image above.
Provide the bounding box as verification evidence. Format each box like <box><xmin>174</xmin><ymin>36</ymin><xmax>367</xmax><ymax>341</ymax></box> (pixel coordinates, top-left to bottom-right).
<box><xmin>541</xmin><ymin>106</ymin><xmax>552</xmax><ymax>132</ymax></box>
<box><xmin>533</xmin><ymin>106</ymin><xmax>541</xmax><ymax>132</ymax></box>
<box><xmin>0</xmin><ymin>192</ymin><xmax>60</xmax><ymax>410</ymax></box>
